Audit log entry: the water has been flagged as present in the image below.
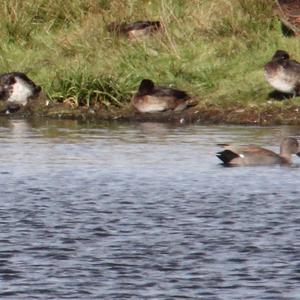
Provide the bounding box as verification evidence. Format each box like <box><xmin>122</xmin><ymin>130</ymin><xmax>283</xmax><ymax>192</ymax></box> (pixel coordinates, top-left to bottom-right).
<box><xmin>0</xmin><ymin>118</ymin><xmax>300</xmax><ymax>299</ymax></box>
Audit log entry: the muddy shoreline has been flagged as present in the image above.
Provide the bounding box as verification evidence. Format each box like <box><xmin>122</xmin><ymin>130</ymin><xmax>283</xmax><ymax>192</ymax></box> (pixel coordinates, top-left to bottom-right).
<box><xmin>3</xmin><ymin>100</ymin><xmax>300</xmax><ymax>126</ymax></box>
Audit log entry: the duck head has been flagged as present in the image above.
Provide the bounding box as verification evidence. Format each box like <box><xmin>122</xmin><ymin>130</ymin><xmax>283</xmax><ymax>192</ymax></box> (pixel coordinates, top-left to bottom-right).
<box><xmin>137</xmin><ymin>79</ymin><xmax>155</xmax><ymax>96</ymax></box>
<box><xmin>272</xmin><ymin>50</ymin><xmax>290</xmax><ymax>61</ymax></box>
<box><xmin>265</xmin><ymin>50</ymin><xmax>290</xmax><ymax>73</ymax></box>
<box><xmin>280</xmin><ymin>137</ymin><xmax>300</xmax><ymax>159</ymax></box>
<box><xmin>271</xmin><ymin>50</ymin><xmax>290</xmax><ymax>65</ymax></box>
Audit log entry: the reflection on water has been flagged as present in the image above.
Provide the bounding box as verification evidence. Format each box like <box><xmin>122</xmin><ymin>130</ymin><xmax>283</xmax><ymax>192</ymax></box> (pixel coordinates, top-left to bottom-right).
<box><xmin>0</xmin><ymin>118</ymin><xmax>300</xmax><ymax>299</ymax></box>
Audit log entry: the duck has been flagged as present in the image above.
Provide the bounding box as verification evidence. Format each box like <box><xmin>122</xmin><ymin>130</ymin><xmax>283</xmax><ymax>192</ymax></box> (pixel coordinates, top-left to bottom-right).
<box><xmin>131</xmin><ymin>79</ymin><xmax>192</xmax><ymax>113</ymax></box>
<box><xmin>216</xmin><ymin>137</ymin><xmax>300</xmax><ymax>166</ymax></box>
<box><xmin>0</xmin><ymin>72</ymin><xmax>41</xmax><ymax>106</ymax></box>
<box><xmin>264</xmin><ymin>50</ymin><xmax>300</xmax><ymax>96</ymax></box>
<box><xmin>107</xmin><ymin>21</ymin><xmax>161</xmax><ymax>40</ymax></box>
<box><xmin>276</xmin><ymin>0</ymin><xmax>300</xmax><ymax>35</ymax></box>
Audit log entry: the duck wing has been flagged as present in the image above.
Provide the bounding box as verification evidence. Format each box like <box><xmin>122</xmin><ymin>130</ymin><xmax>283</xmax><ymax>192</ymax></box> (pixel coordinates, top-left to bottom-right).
<box><xmin>285</xmin><ymin>59</ymin><xmax>300</xmax><ymax>74</ymax></box>
<box><xmin>152</xmin><ymin>86</ymin><xmax>190</xmax><ymax>100</ymax></box>
<box><xmin>125</xmin><ymin>21</ymin><xmax>161</xmax><ymax>31</ymax></box>
<box><xmin>221</xmin><ymin>144</ymin><xmax>278</xmax><ymax>156</ymax></box>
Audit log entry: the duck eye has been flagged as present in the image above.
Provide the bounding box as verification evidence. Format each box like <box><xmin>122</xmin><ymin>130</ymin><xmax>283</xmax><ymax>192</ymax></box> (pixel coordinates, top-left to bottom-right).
<box><xmin>282</xmin><ymin>54</ymin><xmax>289</xmax><ymax>60</ymax></box>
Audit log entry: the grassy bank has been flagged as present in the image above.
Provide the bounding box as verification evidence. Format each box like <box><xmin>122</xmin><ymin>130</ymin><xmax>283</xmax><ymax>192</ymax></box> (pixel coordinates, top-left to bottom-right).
<box><xmin>1</xmin><ymin>0</ymin><xmax>300</xmax><ymax>121</ymax></box>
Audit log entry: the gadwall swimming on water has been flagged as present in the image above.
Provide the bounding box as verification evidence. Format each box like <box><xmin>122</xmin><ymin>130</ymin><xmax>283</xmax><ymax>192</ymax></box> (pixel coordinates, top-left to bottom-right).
<box><xmin>264</xmin><ymin>50</ymin><xmax>300</xmax><ymax>96</ymax></box>
<box><xmin>0</xmin><ymin>72</ymin><xmax>41</xmax><ymax>106</ymax></box>
<box><xmin>277</xmin><ymin>0</ymin><xmax>300</xmax><ymax>35</ymax></box>
<box><xmin>107</xmin><ymin>21</ymin><xmax>161</xmax><ymax>40</ymax></box>
<box><xmin>217</xmin><ymin>137</ymin><xmax>300</xmax><ymax>166</ymax></box>
<box><xmin>132</xmin><ymin>79</ymin><xmax>191</xmax><ymax>113</ymax></box>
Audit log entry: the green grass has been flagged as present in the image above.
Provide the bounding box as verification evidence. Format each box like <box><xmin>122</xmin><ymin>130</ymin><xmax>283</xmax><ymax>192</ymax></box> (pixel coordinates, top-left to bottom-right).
<box><xmin>0</xmin><ymin>0</ymin><xmax>299</xmax><ymax>109</ymax></box>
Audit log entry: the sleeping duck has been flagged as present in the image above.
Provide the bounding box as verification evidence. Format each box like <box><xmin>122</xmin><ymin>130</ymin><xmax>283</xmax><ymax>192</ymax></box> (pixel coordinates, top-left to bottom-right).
<box><xmin>264</xmin><ymin>50</ymin><xmax>300</xmax><ymax>96</ymax></box>
<box><xmin>132</xmin><ymin>79</ymin><xmax>192</xmax><ymax>113</ymax></box>
<box><xmin>107</xmin><ymin>21</ymin><xmax>161</xmax><ymax>40</ymax></box>
<box><xmin>0</xmin><ymin>72</ymin><xmax>41</xmax><ymax>106</ymax></box>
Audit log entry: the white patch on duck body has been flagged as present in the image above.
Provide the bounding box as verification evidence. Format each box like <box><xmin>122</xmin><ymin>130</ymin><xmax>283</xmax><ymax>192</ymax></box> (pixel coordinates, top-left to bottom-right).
<box><xmin>136</xmin><ymin>102</ymin><xmax>168</xmax><ymax>113</ymax></box>
<box><xmin>7</xmin><ymin>77</ymin><xmax>34</xmax><ymax>105</ymax></box>
<box><xmin>264</xmin><ymin>68</ymin><xmax>296</xmax><ymax>93</ymax></box>
<box><xmin>128</xmin><ymin>29</ymin><xmax>146</xmax><ymax>40</ymax></box>
<box><xmin>133</xmin><ymin>95</ymin><xmax>169</xmax><ymax>113</ymax></box>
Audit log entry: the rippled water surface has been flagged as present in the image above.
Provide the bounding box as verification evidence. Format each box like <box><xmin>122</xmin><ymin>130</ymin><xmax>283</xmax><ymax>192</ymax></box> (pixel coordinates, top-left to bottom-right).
<box><xmin>0</xmin><ymin>118</ymin><xmax>300</xmax><ymax>299</ymax></box>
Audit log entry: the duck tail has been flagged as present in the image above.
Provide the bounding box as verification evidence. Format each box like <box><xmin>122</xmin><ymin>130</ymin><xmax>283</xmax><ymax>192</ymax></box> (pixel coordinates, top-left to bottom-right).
<box><xmin>149</xmin><ymin>21</ymin><xmax>161</xmax><ymax>30</ymax></box>
<box><xmin>107</xmin><ymin>22</ymin><xmax>124</xmax><ymax>33</ymax></box>
<box><xmin>185</xmin><ymin>96</ymin><xmax>198</xmax><ymax>107</ymax></box>
<box><xmin>216</xmin><ymin>150</ymin><xmax>239</xmax><ymax>164</ymax></box>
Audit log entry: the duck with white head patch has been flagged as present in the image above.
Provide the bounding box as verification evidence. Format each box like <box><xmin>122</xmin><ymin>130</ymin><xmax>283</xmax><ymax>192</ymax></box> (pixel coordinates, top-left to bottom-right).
<box><xmin>0</xmin><ymin>72</ymin><xmax>41</xmax><ymax>106</ymax></box>
<box><xmin>264</xmin><ymin>50</ymin><xmax>300</xmax><ymax>96</ymax></box>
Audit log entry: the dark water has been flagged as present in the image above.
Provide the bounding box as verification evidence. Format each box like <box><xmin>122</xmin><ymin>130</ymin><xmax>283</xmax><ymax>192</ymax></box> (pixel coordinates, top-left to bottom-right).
<box><xmin>0</xmin><ymin>118</ymin><xmax>300</xmax><ymax>299</ymax></box>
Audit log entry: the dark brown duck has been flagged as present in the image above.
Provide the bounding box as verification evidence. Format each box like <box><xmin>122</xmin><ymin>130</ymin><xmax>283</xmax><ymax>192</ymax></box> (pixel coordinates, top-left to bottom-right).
<box><xmin>217</xmin><ymin>137</ymin><xmax>300</xmax><ymax>166</ymax></box>
<box><xmin>131</xmin><ymin>79</ymin><xmax>192</xmax><ymax>113</ymax></box>
<box><xmin>264</xmin><ymin>50</ymin><xmax>300</xmax><ymax>96</ymax></box>
<box><xmin>107</xmin><ymin>21</ymin><xmax>161</xmax><ymax>39</ymax></box>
